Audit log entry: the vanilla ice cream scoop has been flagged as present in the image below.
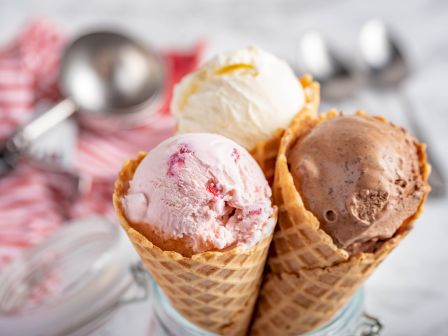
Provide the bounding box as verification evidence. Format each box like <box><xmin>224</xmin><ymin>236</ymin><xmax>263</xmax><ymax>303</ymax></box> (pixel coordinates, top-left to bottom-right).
<box><xmin>171</xmin><ymin>46</ymin><xmax>305</xmax><ymax>149</ymax></box>
<box><xmin>121</xmin><ymin>133</ymin><xmax>275</xmax><ymax>256</ymax></box>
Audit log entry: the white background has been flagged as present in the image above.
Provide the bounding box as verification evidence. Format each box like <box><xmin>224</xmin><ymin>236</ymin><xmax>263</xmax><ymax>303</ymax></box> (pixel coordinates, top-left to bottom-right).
<box><xmin>1</xmin><ymin>1</ymin><xmax>448</xmax><ymax>335</ymax></box>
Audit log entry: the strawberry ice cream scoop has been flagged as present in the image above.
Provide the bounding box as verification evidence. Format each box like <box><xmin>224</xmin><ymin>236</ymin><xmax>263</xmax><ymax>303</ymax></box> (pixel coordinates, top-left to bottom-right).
<box><xmin>121</xmin><ymin>133</ymin><xmax>275</xmax><ymax>256</ymax></box>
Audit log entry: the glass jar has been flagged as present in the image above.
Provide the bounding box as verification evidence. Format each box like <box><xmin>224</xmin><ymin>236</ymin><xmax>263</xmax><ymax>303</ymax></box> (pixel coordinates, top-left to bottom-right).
<box><xmin>0</xmin><ymin>217</ymin><xmax>151</xmax><ymax>336</ymax></box>
<box><xmin>147</xmin><ymin>280</ymin><xmax>382</xmax><ymax>336</ymax></box>
<box><xmin>0</xmin><ymin>217</ymin><xmax>382</xmax><ymax>336</ymax></box>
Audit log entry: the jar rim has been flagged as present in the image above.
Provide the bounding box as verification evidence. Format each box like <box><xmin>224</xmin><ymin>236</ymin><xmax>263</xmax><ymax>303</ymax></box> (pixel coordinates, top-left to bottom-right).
<box><xmin>152</xmin><ymin>280</ymin><xmax>215</xmax><ymax>336</ymax></box>
<box><xmin>152</xmin><ymin>280</ymin><xmax>364</xmax><ymax>336</ymax></box>
<box><xmin>303</xmin><ymin>289</ymin><xmax>364</xmax><ymax>335</ymax></box>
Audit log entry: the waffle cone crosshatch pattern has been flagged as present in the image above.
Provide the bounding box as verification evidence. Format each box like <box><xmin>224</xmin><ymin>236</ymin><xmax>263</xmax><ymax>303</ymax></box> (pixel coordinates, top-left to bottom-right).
<box><xmin>251</xmin><ymin>110</ymin><xmax>430</xmax><ymax>335</ymax></box>
<box><xmin>113</xmin><ymin>148</ymin><xmax>277</xmax><ymax>336</ymax></box>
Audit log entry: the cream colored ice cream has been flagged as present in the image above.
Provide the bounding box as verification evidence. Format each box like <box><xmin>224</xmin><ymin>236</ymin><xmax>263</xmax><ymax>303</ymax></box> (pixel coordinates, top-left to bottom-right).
<box><xmin>171</xmin><ymin>46</ymin><xmax>305</xmax><ymax>149</ymax></box>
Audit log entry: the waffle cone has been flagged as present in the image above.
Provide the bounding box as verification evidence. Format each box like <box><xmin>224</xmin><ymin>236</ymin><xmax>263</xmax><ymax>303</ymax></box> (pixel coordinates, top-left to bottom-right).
<box><xmin>113</xmin><ymin>152</ymin><xmax>276</xmax><ymax>336</ymax></box>
<box><xmin>251</xmin><ymin>75</ymin><xmax>320</xmax><ymax>184</ymax></box>
<box><xmin>251</xmin><ymin>110</ymin><xmax>431</xmax><ymax>335</ymax></box>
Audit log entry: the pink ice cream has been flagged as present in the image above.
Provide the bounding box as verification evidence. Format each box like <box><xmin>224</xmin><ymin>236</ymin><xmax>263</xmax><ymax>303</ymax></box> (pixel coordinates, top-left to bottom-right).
<box><xmin>121</xmin><ymin>133</ymin><xmax>275</xmax><ymax>256</ymax></box>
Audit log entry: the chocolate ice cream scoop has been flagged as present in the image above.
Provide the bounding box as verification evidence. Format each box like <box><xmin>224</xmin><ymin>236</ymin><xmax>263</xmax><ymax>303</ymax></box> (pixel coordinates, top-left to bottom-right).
<box><xmin>288</xmin><ymin>113</ymin><xmax>427</xmax><ymax>253</ymax></box>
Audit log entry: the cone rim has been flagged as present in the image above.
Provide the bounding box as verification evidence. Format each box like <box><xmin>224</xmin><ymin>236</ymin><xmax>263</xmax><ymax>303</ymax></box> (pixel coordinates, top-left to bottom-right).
<box><xmin>274</xmin><ymin>109</ymin><xmax>431</xmax><ymax>261</ymax></box>
<box><xmin>113</xmin><ymin>151</ymin><xmax>277</xmax><ymax>261</ymax></box>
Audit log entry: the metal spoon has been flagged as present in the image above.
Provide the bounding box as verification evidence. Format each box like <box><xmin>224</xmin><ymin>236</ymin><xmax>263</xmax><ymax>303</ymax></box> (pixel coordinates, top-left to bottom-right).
<box><xmin>298</xmin><ymin>31</ymin><xmax>358</xmax><ymax>101</ymax></box>
<box><xmin>358</xmin><ymin>19</ymin><xmax>445</xmax><ymax>197</ymax></box>
<box><xmin>0</xmin><ymin>31</ymin><xmax>165</xmax><ymax>175</ymax></box>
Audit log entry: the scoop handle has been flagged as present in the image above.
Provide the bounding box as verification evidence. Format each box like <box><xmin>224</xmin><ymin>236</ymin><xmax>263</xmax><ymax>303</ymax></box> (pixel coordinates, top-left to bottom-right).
<box><xmin>0</xmin><ymin>99</ymin><xmax>77</xmax><ymax>176</ymax></box>
<box><xmin>10</xmin><ymin>99</ymin><xmax>77</xmax><ymax>152</ymax></box>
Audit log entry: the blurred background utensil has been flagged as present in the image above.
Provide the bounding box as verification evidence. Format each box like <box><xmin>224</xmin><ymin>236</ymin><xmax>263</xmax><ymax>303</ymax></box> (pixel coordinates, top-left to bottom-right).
<box><xmin>0</xmin><ymin>31</ymin><xmax>165</xmax><ymax>176</ymax></box>
<box><xmin>297</xmin><ymin>21</ymin><xmax>445</xmax><ymax>198</ymax></box>
<box><xmin>358</xmin><ymin>19</ymin><xmax>446</xmax><ymax>197</ymax></box>
<box><xmin>26</xmin><ymin>117</ymin><xmax>86</xmax><ymax>198</ymax></box>
<box><xmin>298</xmin><ymin>30</ymin><xmax>357</xmax><ymax>101</ymax></box>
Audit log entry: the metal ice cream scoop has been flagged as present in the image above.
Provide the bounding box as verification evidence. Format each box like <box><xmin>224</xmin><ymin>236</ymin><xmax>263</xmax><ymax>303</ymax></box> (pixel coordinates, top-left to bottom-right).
<box><xmin>0</xmin><ymin>31</ymin><xmax>165</xmax><ymax>175</ymax></box>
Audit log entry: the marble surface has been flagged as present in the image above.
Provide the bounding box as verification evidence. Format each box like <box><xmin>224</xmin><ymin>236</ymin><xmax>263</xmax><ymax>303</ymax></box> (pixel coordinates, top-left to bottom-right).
<box><xmin>1</xmin><ymin>1</ymin><xmax>448</xmax><ymax>335</ymax></box>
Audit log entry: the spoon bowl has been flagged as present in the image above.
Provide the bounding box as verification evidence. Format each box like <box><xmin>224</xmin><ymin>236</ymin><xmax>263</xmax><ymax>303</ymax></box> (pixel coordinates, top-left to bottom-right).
<box><xmin>358</xmin><ymin>20</ymin><xmax>408</xmax><ymax>88</ymax></box>
<box><xmin>61</xmin><ymin>31</ymin><xmax>164</xmax><ymax>116</ymax></box>
<box><xmin>298</xmin><ymin>31</ymin><xmax>357</xmax><ymax>101</ymax></box>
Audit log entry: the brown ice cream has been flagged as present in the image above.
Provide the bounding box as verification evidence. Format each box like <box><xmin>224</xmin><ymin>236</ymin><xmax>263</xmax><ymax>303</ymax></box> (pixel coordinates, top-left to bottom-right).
<box><xmin>288</xmin><ymin>113</ymin><xmax>427</xmax><ymax>253</ymax></box>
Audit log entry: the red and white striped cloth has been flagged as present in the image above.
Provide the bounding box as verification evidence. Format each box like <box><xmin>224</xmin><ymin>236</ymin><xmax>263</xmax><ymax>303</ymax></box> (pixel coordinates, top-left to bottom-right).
<box><xmin>0</xmin><ymin>19</ymin><xmax>65</xmax><ymax>141</ymax></box>
<box><xmin>0</xmin><ymin>165</ymin><xmax>64</xmax><ymax>269</ymax></box>
<box><xmin>0</xmin><ymin>18</ymin><xmax>202</xmax><ymax>271</ymax></box>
